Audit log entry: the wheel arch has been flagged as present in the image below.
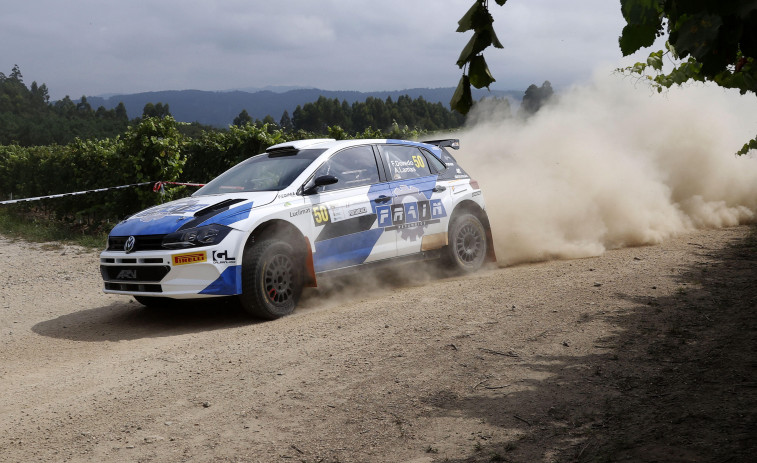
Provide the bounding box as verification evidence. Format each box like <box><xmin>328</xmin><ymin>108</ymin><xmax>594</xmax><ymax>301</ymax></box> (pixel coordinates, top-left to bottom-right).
<box><xmin>243</xmin><ymin>219</ymin><xmax>317</xmax><ymax>287</ymax></box>
<box><xmin>449</xmin><ymin>200</ymin><xmax>497</xmax><ymax>263</ymax></box>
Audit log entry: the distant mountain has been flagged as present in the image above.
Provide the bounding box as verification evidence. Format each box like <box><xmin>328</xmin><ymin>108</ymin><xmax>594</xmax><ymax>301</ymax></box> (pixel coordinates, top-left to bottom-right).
<box><xmin>84</xmin><ymin>87</ymin><xmax>522</xmax><ymax>127</ymax></box>
<box><xmin>223</xmin><ymin>85</ymin><xmax>316</xmax><ymax>94</ymax></box>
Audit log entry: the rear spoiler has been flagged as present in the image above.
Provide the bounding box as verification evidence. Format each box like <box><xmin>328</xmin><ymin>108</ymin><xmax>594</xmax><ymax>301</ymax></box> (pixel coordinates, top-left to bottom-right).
<box><xmin>422</xmin><ymin>139</ymin><xmax>460</xmax><ymax>150</ymax></box>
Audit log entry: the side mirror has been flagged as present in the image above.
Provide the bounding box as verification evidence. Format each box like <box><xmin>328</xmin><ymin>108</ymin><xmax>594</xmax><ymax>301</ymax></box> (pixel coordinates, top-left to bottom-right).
<box><xmin>302</xmin><ymin>175</ymin><xmax>338</xmax><ymax>195</ymax></box>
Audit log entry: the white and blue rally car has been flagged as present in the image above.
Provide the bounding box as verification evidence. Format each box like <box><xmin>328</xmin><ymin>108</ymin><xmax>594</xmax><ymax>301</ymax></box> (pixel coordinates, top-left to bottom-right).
<box><xmin>100</xmin><ymin>138</ymin><xmax>495</xmax><ymax>319</ymax></box>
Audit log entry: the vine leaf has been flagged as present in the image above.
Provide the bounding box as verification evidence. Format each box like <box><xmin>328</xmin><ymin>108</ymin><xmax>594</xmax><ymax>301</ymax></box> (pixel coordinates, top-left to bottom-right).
<box><xmin>457</xmin><ymin>29</ymin><xmax>502</xmax><ymax>68</ymax></box>
<box><xmin>618</xmin><ymin>0</ymin><xmax>661</xmax><ymax>56</ymax></box>
<box><xmin>457</xmin><ymin>1</ymin><xmax>491</xmax><ymax>33</ymax></box>
<box><xmin>469</xmin><ymin>55</ymin><xmax>496</xmax><ymax>89</ymax></box>
<box><xmin>619</xmin><ymin>23</ymin><xmax>658</xmax><ymax>56</ymax></box>
<box><xmin>450</xmin><ymin>75</ymin><xmax>473</xmax><ymax>115</ymax></box>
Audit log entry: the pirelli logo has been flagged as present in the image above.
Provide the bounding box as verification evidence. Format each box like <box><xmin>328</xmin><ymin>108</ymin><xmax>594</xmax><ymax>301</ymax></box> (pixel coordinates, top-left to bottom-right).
<box><xmin>172</xmin><ymin>251</ymin><xmax>207</xmax><ymax>266</ymax></box>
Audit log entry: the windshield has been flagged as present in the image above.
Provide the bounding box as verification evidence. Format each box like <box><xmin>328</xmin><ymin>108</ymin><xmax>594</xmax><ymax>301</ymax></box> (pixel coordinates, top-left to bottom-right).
<box><xmin>193</xmin><ymin>149</ymin><xmax>326</xmax><ymax>196</ymax></box>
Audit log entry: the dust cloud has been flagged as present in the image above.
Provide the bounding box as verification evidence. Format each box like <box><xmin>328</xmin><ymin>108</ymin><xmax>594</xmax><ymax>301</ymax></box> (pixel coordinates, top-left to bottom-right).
<box><xmin>458</xmin><ymin>72</ymin><xmax>757</xmax><ymax>266</ymax></box>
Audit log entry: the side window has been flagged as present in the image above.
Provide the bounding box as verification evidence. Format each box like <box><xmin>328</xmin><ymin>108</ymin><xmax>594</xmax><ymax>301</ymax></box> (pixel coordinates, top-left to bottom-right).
<box><xmin>312</xmin><ymin>146</ymin><xmax>380</xmax><ymax>192</ymax></box>
<box><xmin>379</xmin><ymin>145</ymin><xmax>433</xmax><ymax>180</ymax></box>
<box><xmin>421</xmin><ymin>149</ymin><xmax>448</xmax><ymax>173</ymax></box>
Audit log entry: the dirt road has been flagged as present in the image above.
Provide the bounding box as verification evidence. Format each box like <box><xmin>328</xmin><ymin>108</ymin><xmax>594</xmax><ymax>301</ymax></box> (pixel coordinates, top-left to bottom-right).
<box><xmin>1</xmin><ymin>226</ymin><xmax>755</xmax><ymax>462</ymax></box>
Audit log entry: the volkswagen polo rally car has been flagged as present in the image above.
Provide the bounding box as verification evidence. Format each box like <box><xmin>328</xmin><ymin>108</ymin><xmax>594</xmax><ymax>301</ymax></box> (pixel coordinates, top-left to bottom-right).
<box><xmin>100</xmin><ymin>138</ymin><xmax>495</xmax><ymax>319</ymax></box>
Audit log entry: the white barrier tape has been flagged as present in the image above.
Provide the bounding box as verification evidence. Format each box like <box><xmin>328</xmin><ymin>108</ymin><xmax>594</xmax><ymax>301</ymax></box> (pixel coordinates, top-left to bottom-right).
<box><xmin>0</xmin><ymin>182</ymin><xmax>153</xmax><ymax>205</ymax></box>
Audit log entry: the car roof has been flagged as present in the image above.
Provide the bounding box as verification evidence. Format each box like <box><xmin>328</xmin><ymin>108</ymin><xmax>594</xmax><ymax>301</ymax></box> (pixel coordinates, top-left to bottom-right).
<box><xmin>266</xmin><ymin>138</ymin><xmax>448</xmax><ymax>159</ymax></box>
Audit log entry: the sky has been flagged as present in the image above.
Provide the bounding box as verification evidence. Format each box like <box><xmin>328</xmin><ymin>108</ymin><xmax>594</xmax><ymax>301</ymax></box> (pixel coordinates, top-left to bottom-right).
<box><xmin>1</xmin><ymin>0</ymin><xmax>650</xmax><ymax>100</ymax></box>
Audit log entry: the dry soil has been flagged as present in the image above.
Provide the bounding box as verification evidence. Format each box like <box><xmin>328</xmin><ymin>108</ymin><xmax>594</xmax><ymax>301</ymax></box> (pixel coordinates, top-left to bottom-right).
<box><xmin>1</xmin><ymin>226</ymin><xmax>755</xmax><ymax>463</ymax></box>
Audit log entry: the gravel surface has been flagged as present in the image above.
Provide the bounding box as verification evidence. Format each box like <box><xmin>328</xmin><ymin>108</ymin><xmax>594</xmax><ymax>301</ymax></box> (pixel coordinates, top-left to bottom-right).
<box><xmin>1</xmin><ymin>226</ymin><xmax>755</xmax><ymax>463</ymax></box>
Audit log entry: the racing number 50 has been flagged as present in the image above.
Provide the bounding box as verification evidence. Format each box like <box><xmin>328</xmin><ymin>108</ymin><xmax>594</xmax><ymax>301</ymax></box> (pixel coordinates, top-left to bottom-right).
<box><xmin>412</xmin><ymin>155</ymin><xmax>426</xmax><ymax>169</ymax></box>
<box><xmin>313</xmin><ymin>205</ymin><xmax>330</xmax><ymax>224</ymax></box>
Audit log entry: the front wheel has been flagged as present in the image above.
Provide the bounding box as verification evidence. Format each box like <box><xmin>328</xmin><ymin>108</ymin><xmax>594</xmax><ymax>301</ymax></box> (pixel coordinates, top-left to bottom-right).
<box><xmin>239</xmin><ymin>239</ymin><xmax>303</xmax><ymax>320</ymax></box>
<box><xmin>443</xmin><ymin>213</ymin><xmax>488</xmax><ymax>273</ymax></box>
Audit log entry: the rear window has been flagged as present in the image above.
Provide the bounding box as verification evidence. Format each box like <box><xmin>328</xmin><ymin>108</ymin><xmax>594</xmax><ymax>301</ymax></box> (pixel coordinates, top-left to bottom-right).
<box><xmin>378</xmin><ymin>145</ymin><xmax>433</xmax><ymax>180</ymax></box>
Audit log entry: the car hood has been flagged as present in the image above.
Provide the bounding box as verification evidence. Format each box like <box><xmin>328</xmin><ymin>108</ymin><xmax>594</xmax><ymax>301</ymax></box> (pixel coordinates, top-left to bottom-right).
<box><xmin>109</xmin><ymin>192</ymin><xmax>279</xmax><ymax>236</ymax></box>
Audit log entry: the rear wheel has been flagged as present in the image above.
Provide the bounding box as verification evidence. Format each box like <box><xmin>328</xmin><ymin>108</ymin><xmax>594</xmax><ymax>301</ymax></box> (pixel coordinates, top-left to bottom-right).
<box><xmin>444</xmin><ymin>212</ymin><xmax>487</xmax><ymax>273</ymax></box>
<box><xmin>239</xmin><ymin>239</ymin><xmax>302</xmax><ymax>320</ymax></box>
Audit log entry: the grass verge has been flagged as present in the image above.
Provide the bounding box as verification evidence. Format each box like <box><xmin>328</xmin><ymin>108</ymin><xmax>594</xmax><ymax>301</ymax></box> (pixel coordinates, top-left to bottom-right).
<box><xmin>0</xmin><ymin>208</ymin><xmax>108</xmax><ymax>249</ymax></box>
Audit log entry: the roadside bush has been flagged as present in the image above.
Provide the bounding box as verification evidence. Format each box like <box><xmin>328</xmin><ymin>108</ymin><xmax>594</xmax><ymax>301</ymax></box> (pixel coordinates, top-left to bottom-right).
<box><xmin>0</xmin><ymin>119</ymin><xmax>435</xmax><ymax>234</ymax></box>
<box><xmin>182</xmin><ymin>123</ymin><xmax>286</xmax><ymax>183</ymax></box>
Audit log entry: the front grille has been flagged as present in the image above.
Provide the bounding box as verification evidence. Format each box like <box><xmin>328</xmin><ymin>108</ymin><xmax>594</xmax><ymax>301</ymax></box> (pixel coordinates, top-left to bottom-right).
<box><xmin>100</xmin><ymin>265</ymin><xmax>171</xmax><ymax>282</ymax></box>
<box><xmin>104</xmin><ymin>282</ymin><xmax>162</xmax><ymax>293</ymax></box>
<box><xmin>108</xmin><ymin>235</ymin><xmax>166</xmax><ymax>252</ymax></box>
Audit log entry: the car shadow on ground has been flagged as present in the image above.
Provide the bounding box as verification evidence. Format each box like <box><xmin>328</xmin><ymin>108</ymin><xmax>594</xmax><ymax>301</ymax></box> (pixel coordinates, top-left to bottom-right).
<box><xmin>31</xmin><ymin>297</ymin><xmax>255</xmax><ymax>342</ymax></box>
<box><xmin>31</xmin><ymin>259</ymin><xmax>485</xmax><ymax>343</ymax></box>
<box><xmin>428</xmin><ymin>228</ymin><xmax>757</xmax><ymax>463</ymax></box>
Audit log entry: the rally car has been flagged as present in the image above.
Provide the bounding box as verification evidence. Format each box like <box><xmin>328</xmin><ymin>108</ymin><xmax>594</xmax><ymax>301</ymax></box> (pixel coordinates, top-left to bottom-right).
<box><xmin>100</xmin><ymin>138</ymin><xmax>495</xmax><ymax>319</ymax></box>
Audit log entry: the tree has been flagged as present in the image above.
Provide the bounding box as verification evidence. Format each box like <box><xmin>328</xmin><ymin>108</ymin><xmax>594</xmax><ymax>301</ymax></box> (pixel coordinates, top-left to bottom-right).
<box><xmin>233</xmin><ymin>109</ymin><xmax>252</xmax><ymax>126</ymax></box>
<box><xmin>120</xmin><ymin>116</ymin><xmax>185</xmax><ymax>207</ymax></box>
<box><xmin>76</xmin><ymin>95</ymin><xmax>93</xmax><ymax>115</ymax></box>
<box><xmin>616</xmin><ymin>0</ymin><xmax>757</xmax><ymax>154</ymax></box>
<box><xmin>114</xmin><ymin>102</ymin><xmax>128</xmax><ymax>120</ymax></box>
<box><xmin>453</xmin><ymin>1</ymin><xmax>757</xmax><ymax>153</ymax></box>
<box><xmin>53</xmin><ymin>96</ymin><xmax>76</xmax><ymax>116</ymax></box>
<box><xmin>0</xmin><ymin>66</ymin><xmax>130</xmax><ymax>145</ymax></box>
<box><xmin>519</xmin><ymin>80</ymin><xmax>553</xmax><ymax>116</ymax></box>
<box><xmin>279</xmin><ymin>110</ymin><xmax>293</xmax><ymax>131</ymax></box>
<box><xmin>9</xmin><ymin>64</ymin><xmax>23</xmax><ymax>83</ymax></box>
<box><xmin>143</xmin><ymin>102</ymin><xmax>171</xmax><ymax>118</ymax></box>
<box><xmin>29</xmin><ymin>82</ymin><xmax>49</xmax><ymax>105</ymax></box>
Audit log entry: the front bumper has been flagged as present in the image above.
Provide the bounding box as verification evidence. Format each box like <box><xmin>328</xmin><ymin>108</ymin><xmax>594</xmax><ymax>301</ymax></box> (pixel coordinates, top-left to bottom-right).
<box><xmin>99</xmin><ymin>245</ymin><xmax>242</xmax><ymax>299</ymax></box>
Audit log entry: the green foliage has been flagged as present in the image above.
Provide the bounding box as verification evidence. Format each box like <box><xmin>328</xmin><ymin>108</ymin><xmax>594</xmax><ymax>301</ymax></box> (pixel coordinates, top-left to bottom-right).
<box><xmin>738</xmin><ymin>137</ymin><xmax>757</xmax><ymax>156</ymax></box>
<box><xmin>0</xmin><ymin>65</ymin><xmax>129</xmax><ymax>145</ymax></box>
<box><xmin>615</xmin><ymin>0</ymin><xmax>757</xmax><ymax>154</ymax></box>
<box><xmin>451</xmin><ymin>75</ymin><xmax>473</xmax><ymax>115</ymax></box>
<box><xmin>1</xmin><ymin>70</ymin><xmax>460</xmax><ymax>235</ymax></box>
<box><xmin>519</xmin><ymin>81</ymin><xmax>554</xmax><ymax>115</ymax></box>
<box><xmin>456</xmin><ymin>1</ymin><xmax>757</xmax><ymax>153</ymax></box>
<box><xmin>182</xmin><ymin>123</ymin><xmax>285</xmax><ymax>183</ymax></box>
<box><xmin>0</xmin><ymin>207</ymin><xmax>108</xmax><ymax>248</ymax></box>
<box><xmin>0</xmin><ymin>117</ymin><xmax>187</xmax><ymax>223</ymax></box>
<box><xmin>291</xmin><ymin>95</ymin><xmax>463</xmax><ymax>134</ymax></box>
<box><xmin>452</xmin><ymin>0</ymin><xmax>507</xmax><ymax>114</ymax></box>
<box><xmin>279</xmin><ymin>110</ymin><xmax>293</xmax><ymax>130</ymax></box>
<box><xmin>233</xmin><ymin>109</ymin><xmax>253</xmax><ymax>127</ymax></box>
<box><xmin>120</xmin><ymin>116</ymin><xmax>185</xmax><ymax>207</ymax></box>
<box><xmin>142</xmin><ymin>102</ymin><xmax>171</xmax><ymax>118</ymax></box>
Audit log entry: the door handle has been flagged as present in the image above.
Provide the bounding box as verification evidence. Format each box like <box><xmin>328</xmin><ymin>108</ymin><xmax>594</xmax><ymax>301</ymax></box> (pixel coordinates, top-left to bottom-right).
<box><xmin>375</xmin><ymin>195</ymin><xmax>392</xmax><ymax>203</ymax></box>
<box><xmin>432</xmin><ymin>185</ymin><xmax>446</xmax><ymax>193</ymax></box>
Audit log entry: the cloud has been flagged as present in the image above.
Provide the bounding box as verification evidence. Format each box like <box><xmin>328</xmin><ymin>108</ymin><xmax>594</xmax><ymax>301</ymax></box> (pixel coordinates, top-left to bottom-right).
<box><xmin>1</xmin><ymin>0</ymin><xmax>662</xmax><ymax>98</ymax></box>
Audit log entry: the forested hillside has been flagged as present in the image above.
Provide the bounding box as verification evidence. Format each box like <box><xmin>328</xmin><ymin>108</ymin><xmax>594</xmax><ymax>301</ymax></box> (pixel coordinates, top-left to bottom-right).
<box><xmin>0</xmin><ymin>66</ymin><xmax>129</xmax><ymax>146</ymax></box>
<box><xmin>0</xmin><ymin>65</ymin><xmax>511</xmax><ymax>145</ymax></box>
<box><xmin>0</xmin><ymin>65</ymin><xmax>542</xmax><ymax>235</ymax></box>
<box><xmin>87</xmin><ymin>87</ymin><xmax>520</xmax><ymax>127</ymax></box>
<box><xmin>289</xmin><ymin>95</ymin><xmax>464</xmax><ymax>132</ymax></box>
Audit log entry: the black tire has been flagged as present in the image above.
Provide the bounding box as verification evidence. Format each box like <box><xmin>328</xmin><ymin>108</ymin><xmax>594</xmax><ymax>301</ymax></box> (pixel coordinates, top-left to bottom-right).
<box><xmin>443</xmin><ymin>212</ymin><xmax>488</xmax><ymax>273</ymax></box>
<box><xmin>239</xmin><ymin>239</ymin><xmax>302</xmax><ymax>320</ymax></box>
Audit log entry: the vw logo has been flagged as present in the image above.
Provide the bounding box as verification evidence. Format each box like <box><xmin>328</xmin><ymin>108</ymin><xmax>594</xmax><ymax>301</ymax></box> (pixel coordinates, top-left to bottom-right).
<box><xmin>124</xmin><ymin>236</ymin><xmax>136</xmax><ymax>253</ymax></box>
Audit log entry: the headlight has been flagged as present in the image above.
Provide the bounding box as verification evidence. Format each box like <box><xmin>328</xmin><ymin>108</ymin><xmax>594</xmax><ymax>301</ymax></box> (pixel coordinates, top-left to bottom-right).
<box><xmin>162</xmin><ymin>224</ymin><xmax>232</xmax><ymax>249</ymax></box>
